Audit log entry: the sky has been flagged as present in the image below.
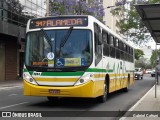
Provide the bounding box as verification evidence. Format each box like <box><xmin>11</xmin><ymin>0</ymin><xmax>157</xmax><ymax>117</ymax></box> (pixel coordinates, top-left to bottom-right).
<box><xmin>148</xmin><ymin>40</ymin><xmax>160</xmax><ymax>50</ymax></box>
<box><xmin>130</xmin><ymin>39</ymin><xmax>160</xmax><ymax>50</ymax></box>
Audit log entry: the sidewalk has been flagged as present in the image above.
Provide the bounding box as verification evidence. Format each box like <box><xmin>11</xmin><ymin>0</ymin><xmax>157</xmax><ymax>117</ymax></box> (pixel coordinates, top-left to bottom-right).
<box><xmin>0</xmin><ymin>79</ymin><xmax>23</xmax><ymax>87</ymax></box>
<box><xmin>120</xmin><ymin>84</ymin><xmax>160</xmax><ymax>120</ymax></box>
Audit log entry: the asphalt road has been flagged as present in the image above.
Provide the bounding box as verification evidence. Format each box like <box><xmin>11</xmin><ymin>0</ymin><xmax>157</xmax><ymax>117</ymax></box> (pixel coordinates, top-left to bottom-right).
<box><xmin>0</xmin><ymin>74</ymin><xmax>155</xmax><ymax>120</ymax></box>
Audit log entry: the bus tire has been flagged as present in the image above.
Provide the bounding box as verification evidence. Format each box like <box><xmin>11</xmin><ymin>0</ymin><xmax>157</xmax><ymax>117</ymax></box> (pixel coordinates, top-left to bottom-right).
<box><xmin>97</xmin><ymin>75</ymin><xmax>109</xmax><ymax>103</ymax></box>
<box><xmin>123</xmin><ymin>74</ymin><xmax>130</xmax><ymax>92</ymax></box>
<box><xmin>97</xmin><ymin>83</ymin><xmax>107</xmax><ymax>103</ymax></box>
<box><xmin>47</xmin><ymin>97</ymin><xmax>59</xmax><ymax>102</ymax></box>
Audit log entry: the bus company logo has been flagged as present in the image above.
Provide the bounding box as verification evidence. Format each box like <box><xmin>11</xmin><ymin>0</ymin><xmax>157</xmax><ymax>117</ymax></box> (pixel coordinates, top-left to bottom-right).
<box><xmin>106</xmin><ymin>63</ymin><xmax>110</xmax><ymax>70</ymax></box>
<box><xmin>2</xmin><ymin>112</ymin><xmax>11</xmax><ymax>117</ymax></box>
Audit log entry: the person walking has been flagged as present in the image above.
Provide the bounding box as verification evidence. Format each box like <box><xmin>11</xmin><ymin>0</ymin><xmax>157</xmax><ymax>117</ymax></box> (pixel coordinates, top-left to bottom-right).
<box><xmin>156</xmin><ymin>61</ymin><xmax>160</xmax><ymax>84</ymax></box>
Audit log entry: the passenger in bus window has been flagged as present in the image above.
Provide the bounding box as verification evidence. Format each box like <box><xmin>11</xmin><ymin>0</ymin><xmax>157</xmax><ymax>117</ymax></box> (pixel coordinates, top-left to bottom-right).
<box><xmin>61</xmin><ymin>41</ymin><xmax>73</xmax><ymax>58</ymax></box>
<box><xmin>82</xmin><ymin>44</ymin><xmax>91</xmax><ymax>64</ymax></box>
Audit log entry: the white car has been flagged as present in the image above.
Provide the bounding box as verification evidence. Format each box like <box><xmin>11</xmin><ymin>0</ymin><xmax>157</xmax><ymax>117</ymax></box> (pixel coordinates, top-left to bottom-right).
<box><xmin>146</xmin><ymin>69</ymin><xmax>152</xmax><ymax>74</ymax></box>
<box><xmin>134</xmin><ymin>68</ymin><xmax>143</xmax><ymax>80</ymax></box>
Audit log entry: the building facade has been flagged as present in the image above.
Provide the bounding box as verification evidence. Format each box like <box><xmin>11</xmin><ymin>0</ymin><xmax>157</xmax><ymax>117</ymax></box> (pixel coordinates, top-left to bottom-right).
<box><xmin>0</xmin><ymin>0</ymin><xmax>46</xmax><ymax>81</ymax></box>
<box><xmin>103</xmin><ymin>0</ymin><xmax>117</xmax><ymax>33</ymax></box>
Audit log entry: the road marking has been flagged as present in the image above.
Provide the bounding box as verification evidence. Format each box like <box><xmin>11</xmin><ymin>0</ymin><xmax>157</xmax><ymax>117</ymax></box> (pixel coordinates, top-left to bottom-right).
<box><xmin>0</xmin><ymin>102</ymin><xmax>29</xmax><ymax>110</ymax></box>
<box><xmin>8</xmin><ymin>94</ymin><xmax>17</xmax><ymax>96</ymax></box>
<box><xmin>119</xmin><ymin>85</ymin><xmax>155</xmax><ymax>120</ymax></box>
<box><xmin>0</xmin><ymin>86</ymin><xmax>22</xmax><ymax>90</ymax></box>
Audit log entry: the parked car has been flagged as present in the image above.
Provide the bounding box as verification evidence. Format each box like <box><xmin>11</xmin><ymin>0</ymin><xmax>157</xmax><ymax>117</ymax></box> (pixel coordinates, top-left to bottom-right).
<box><xmin>146</xmin><ymin>69</ymin><xmax>152</xmax><ymax>74</ymax></box>
<box><xmin>151</xmin><ymin>69</ymin><xmax>155</xmax><ymax>77</ymax></box>
<box><xmin>134</xmin><ymin>68</ymin><xmax>143</xmax><ymax>80</ymax></box>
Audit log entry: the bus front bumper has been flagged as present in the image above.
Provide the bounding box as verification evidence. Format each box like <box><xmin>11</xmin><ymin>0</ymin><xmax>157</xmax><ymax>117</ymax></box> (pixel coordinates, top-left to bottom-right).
<box><xmin>24</xmin><ymin>80</ymin><xmax>97</xmax><ymax>98</ymax></box>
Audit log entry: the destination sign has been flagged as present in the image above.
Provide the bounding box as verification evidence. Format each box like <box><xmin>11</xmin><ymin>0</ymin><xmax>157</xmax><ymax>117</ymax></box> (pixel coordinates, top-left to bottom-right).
<box><xmin>30</xmin><ymin>17</ymin><xmax>88</xmax><ymax>29</ymax></box>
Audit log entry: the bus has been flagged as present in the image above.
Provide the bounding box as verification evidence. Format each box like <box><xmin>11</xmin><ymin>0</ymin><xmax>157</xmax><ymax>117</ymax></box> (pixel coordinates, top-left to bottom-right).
<box><xmin>23</xmin><ymin>15</ymin><xmax>134</xmax><ymax>103</ymax></box>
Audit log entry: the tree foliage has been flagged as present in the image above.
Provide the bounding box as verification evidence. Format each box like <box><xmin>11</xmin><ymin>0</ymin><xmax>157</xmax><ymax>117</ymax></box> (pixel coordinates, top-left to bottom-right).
<box><xmin>1</xmin><ymin>0</ymin><xmax>35</xmax><ymax>26</ymax></box>
<box><xmin>49</xmin><ymin>0</ymin><xmax>105</xmax><ymax>22</ymax></box>
<box><xmin>135</xmin><ymin>57</ymin><xmax>148</xmax><ymax>69</ymax></box>
<box><xmin>5</xmin><ymin>0</ymin><xmax>24</xmax><ymax>14</ymax></box>
<box><xmin>150</xmin><ymin>50</ymin><xmax>158</xmax><ymax>68</ymax></box>
<box><xmin>111</xmin><ymin>0</ymin><xmax>159</xmax><ymax>45</ymax></box>
<box><xmin>134</xmin><ymin>49</ymin><xmax>144</xmax><ymax>60</ymax></box>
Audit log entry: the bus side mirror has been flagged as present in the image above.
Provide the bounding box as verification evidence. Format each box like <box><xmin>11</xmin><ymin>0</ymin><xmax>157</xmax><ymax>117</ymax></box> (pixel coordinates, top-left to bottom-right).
<box><xmin>98</xmin><ymin>33</ymin><xmax>102</xmax><ymax>45</ymax></box>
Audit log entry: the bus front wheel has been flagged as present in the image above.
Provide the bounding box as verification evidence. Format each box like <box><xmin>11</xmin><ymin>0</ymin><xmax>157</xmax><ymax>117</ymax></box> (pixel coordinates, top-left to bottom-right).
<box><xmin>97</xmin><ymin>83</ymin><xmax>108</xmax><ymax>103</ymax></box>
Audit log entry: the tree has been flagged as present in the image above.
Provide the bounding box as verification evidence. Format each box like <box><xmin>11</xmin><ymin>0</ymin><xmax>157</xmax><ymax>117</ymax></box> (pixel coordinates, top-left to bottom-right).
<box><xmin>135</xmin><ymin>57</ymin><xmax>146</xmax><ymax>68</ymax></box>
<box><xmin>135</xmin><ymin>57</ymin><xmax>152</xmax><ymax>69</ymax></box>
<box><xmin>111</xmin><ymin>0</ymin><xmax>159</xmax><ymax>45</ymax></box>
<box><xmin>5</xmin><ymin>0</ymin><xmax>24</xmax><ymax>24</ymax></box>
<box><xmin>150</xmin><ymin>50</ymin><xmax>159</xmax><ymax>68</ymax></box>
<box><xmin>5</xmin><ymin>0</ymin><xmax>24</xmax><ymax>14</ymax></box>
<box><xmin>49</xmin><ymin>0</ymin><xmax>105</xmax><ymax>22</ymax></box>
<box><xmin>134</xmin><ymin>49</ymin><xmax>144</xmax><ymax>60</ymax></box>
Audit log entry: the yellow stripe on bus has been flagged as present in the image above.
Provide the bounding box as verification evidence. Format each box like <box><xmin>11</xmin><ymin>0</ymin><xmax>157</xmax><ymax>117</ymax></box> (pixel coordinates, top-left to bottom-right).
<box><xmin>34</xmin><ymin>77</ymin><xmax>78</xmax><ymax>82</ymax></box>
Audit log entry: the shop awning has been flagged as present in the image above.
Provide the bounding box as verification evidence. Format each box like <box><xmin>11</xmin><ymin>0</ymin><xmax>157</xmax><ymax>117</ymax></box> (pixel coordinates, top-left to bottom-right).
<box><xmin>135</xmin><ymin>4</ymin><xmax>160</xmax><ymax>44</ymax></box>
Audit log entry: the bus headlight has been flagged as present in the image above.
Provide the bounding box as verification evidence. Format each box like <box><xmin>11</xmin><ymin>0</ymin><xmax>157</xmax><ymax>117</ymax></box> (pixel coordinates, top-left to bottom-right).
<box><xmin>74</xmin><ymin>74</ymin><xmax>93</xmax><ymax>86</ymax></box>
<box><xmin>23</xmin><ymin>73</ymin><xmax>38</xmax><ymax>85</ymax></box>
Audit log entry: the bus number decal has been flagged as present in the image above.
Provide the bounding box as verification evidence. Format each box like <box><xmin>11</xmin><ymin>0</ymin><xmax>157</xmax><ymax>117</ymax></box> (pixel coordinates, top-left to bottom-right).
<box><xmin>33</xmin><ymin>72</ymin><xmax>42</xmax><ymax>76</ymax></box>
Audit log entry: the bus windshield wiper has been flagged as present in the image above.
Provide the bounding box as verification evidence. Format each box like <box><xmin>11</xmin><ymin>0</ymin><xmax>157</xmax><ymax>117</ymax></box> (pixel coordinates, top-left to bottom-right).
<box><xmin>60</xmin><ymin>26</ymin><xmax>73</xmax><ymax>48</ymax></box>
<box><xmin>41</xmin><ymin>28</ymin><xmax>53</xmax><ymax>52</ymax></box>
<box><xmin>59</xmin><ymin>26</ymin><xmax>73</xmax><ymax>56</ymax></box>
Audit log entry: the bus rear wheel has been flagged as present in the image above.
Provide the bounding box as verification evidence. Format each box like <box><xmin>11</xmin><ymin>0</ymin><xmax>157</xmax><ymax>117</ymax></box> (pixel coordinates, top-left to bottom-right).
<box><xmin>123</xmin><ymin>78</ymin><xmax>130</xmax><ymax>92</ymax></box>
<box><xmin>97</xmin><ymin>83</ymin><xmax>108</xmax><ymax>103</ymax></box>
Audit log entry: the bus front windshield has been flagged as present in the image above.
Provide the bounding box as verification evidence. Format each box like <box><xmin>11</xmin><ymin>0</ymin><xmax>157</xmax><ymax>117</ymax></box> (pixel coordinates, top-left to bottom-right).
<box><xmin>25</xmin><ymin>29</ymin><xmax>92</xmax><ymax>69</ymax></box>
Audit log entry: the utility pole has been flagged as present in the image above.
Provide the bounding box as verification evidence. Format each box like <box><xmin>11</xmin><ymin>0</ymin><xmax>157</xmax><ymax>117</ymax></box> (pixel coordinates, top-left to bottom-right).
<box><xmin>155</xmin><ymin>43</ymin><xmax>157</xmax><ymax>98</ymax></box>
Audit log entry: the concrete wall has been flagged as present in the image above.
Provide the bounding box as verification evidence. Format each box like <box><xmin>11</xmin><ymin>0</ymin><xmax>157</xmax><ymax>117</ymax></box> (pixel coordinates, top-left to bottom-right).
<box><xmin>103</xmin><ymin>0</ymin><xmax>118</xmax><ymax>33</ymax></box>
<box><xmin>0</xmin><ymin>41</ymin><xmax>5</xmax><ymax>81</ymax></box>
<box><xmin>0</xmin><ymin>20</ymin><xmax>26</xmax><ymax>39</ymax></box>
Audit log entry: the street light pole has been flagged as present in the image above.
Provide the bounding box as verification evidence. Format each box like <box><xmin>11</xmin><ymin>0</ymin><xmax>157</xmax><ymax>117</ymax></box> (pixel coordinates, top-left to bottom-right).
<box><xmin>155</xmin><ymin>43</ymin><xmax>157</xmax><ymax>98</ymax></box>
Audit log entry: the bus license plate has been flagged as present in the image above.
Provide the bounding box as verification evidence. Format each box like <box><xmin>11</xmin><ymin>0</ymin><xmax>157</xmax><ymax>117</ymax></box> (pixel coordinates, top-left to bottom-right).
<box><xmin>49</xmin><ymin>89</ymin><xmax>60</xmax><ymax>94</ymax></box>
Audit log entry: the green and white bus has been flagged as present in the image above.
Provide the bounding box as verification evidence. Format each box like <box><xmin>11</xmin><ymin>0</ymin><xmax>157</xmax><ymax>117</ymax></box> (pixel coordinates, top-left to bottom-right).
<box><xmin>23</xmin><ymin>15</ymin><xmax>135</xmax><ymax>103</ymax></box>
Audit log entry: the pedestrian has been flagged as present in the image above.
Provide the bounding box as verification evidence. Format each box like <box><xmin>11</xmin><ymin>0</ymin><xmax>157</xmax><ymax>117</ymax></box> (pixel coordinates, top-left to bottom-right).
<box><xmin>156</xmin><ymin>61</ymin><xmax>160</xmax><ymax>84</ymax></box>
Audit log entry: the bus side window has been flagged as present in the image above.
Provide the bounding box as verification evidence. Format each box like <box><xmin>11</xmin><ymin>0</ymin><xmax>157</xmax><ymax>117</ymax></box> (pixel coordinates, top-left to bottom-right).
<box><xmin>125</xmin><ymin>45</ymin><xmax>129</xmax><ymax>62</ymax></box>
<box><xmin>94</xmin><ymin>23</ymin><xmax>102</xmax><ymax>66</ymax></box>
<box><xmin>116</xmin><ymin>39</ymin><xmax>120</xmax><ymax>59</ymax></box>
<box><xmin>120</xmin><ymin>42</ymin><xmax>124</xmax><ymax>60</ymax></box>
<box><xmin>102</xmin><ymin>30</ymin><xmax>109</xmax><ymax>56</ymax></box>
<box><xmin>109</xmin><ymin>35</ymin><xmax>115</xmax><ymax>58</ymax></box>
<box><xmin>110</xmin><ymin>35</ymin><xmax>114</xmax><ymax>46</ymax></box>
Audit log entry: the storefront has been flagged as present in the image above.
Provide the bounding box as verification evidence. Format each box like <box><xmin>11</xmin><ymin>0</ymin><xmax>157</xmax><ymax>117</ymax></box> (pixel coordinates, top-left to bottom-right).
<box><xmin>0</xmin><ymin>27</ymin><xmax>25</xmax><ymax>81</ymax></box>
